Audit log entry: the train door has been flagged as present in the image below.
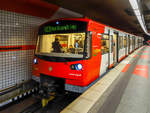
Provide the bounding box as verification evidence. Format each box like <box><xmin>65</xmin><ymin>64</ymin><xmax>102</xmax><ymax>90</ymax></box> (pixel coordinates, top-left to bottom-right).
<box><xmin>130</xmin><ymin>37</ymin><xmax>132</xmax><ymax>53</ymax></box>
<box><xmin>138</xmin><ymin>38</ymin><xmax>139</xmax><ymax>48</ymax></box>
<box><xmin>133</xmin><ymin>37</ymin><xmax>135</xmax><ymax>50</ymax></box>
<box><xmin>109</xmin><ymin>34</ymin><xmax>113</xmax><ymax>68</ymax></box>
<box><xmin>113</xmin><ymin>32</ymin><xmax>118</xmax><ymax>64</ymax></box>
<box><xmin>124</xmin><ymin>36</ymin><xmax>127</xmax><ymax>56</ymax></box>
<box><xmin>118</xmin><ymin>33</ymin><xmax>124</xmax><ymax>61</ymax></box>
<box><xmin>136</xmin><ymin>38</ymin><xmax>138</xmax><ymax>49</ymax></box>
<box><xmin>100</xmin><ymin>34</ymin><xmax>109</xmax><ymax>75</ymax></box>
<box><xmin>128</xmin><ymin>35</ymin><xmax>130</xmax><ymax>54</ymax></box>
<box><xmin>138</xmin><ymin>39</ymin><xmax>140</xmax><ymax>47</ymax></box>
<box><xmin>126</xmin><ymin>35</ymin><xmax>128</xmax><ymax>55</ymax></box>
<box><xmin>137</xmin><ymin>38</ymin><xmax>138</xmax><ymax>48</ymax></box>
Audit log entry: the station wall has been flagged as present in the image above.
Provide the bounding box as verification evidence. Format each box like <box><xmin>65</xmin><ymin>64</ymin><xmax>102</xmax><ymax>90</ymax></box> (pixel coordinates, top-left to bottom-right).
<box><xmin>0</xmin><ymin>10</ymin><xmax>47</xmax><ymax>91</ymax></box>
<box><xmin>0</xmin><ymin>4</ymin><xmax>82</xmax><ymax>91</ymax></box>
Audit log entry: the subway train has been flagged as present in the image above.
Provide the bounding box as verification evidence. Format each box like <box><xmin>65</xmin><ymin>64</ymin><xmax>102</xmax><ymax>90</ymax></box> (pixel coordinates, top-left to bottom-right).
<box><xmin>32</xmin><ymin>18</ymin><xmax>143</xmax><ymax>95</ymax></box>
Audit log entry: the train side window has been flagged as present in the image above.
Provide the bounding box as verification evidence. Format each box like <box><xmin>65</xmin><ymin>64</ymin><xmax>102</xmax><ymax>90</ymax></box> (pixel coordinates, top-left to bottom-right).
<box><xmin>132</xmin><ymin>37</ymin><xmax>135</xmax><ymax>46</ymax></box>
<box><xmin>124</xmin><ymin>37</ymin><xmax>127</xmax><ymax>48</ymax></box>
<box><xmin>110</xmin><ymin>35</ymin><xmax>113</xmax><ymax>53</ymax></box>
<box><xmin>101</xmin><ymin>34</ymin><xmax>109</xmax><ymax>54</ymax></box>
<box><xmin>121</xmin><ymin>36</ymin><xmax>124</xmax><ymax>48</ymax></box>
<box><xmin>118</xmin><ymin>36</ymin><xmax>123</xmax><ymax>49</ymax></box>
<box><xmin>130</xmin><ymin>38</ymin><xmax>132</xmax><ymax>46</ymax></box>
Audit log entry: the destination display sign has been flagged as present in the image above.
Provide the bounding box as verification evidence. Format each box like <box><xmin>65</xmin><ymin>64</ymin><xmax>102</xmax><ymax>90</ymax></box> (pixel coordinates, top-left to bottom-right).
<box><xmin>44</xmin><ymin>24</ymin><xmax>77</xmax><ymax>33</ymax></box>
<box><xmin>38</xmin><ymin>20</ymin><xmax>87</xmax><ymax>35</ymax></box>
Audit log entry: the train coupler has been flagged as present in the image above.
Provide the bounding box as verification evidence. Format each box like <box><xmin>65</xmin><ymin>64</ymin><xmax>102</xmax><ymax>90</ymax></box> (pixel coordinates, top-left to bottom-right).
<box><xmin>42</xmin><ymin>95</ymin><xmax>55</xmax><ymax>108</ymax></box>
<box><xmin>42</xmin><ymin>93</ymin><xmax>55</xmax><ymax>108</ymax></box>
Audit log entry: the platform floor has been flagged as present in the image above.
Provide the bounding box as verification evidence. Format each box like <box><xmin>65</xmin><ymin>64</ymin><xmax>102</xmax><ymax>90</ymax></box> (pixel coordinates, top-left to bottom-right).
<box><xmin>1</xmin><ymin>46</ymin><xmax>150</xmax><ymax>113</ymax></box>
<box><xmin>97</xmin><ymin>46</ymin><xmax>150</xmax><ymax>113</ymax></box>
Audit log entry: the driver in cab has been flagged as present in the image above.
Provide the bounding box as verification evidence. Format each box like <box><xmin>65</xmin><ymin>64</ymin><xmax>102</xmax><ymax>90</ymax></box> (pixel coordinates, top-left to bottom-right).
<box><xmin>52</xmin><ymin>38</ymin><xmax>62</xmax><ymax>53</ymax></box>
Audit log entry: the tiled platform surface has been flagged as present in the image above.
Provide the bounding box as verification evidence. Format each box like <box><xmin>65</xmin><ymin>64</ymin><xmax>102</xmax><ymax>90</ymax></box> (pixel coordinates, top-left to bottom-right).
<box><xmin>115</xmin><ymin>46</ymin><xmax>150</xmax><ymax>113</ymax></box>
<box><xmin>61</xmin><ymin>46</ymin><xmax>150</xmax><ymax>113</ymax></box>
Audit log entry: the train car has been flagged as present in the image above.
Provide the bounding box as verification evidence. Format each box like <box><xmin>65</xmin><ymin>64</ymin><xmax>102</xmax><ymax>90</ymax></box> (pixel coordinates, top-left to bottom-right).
<box><xmin>32</xmin><ymin>18</ymin><xmax>143</xmax><ymax>95</ymax></box>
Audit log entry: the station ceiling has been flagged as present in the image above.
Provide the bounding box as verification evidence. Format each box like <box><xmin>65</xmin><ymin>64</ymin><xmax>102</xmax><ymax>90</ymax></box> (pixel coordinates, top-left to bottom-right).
<box><xmin>43</xmin><ymin>0</ymin><xmax>150</xmax><ymax>37</ymax></box>
<box><xmin>1</xmin><ymin>0</ymin><xmax>150</xmax><ymax>37</ymax></box>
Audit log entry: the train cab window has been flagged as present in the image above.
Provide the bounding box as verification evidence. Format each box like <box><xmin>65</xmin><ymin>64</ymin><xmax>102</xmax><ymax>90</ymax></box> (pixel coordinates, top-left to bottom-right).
<box><xmin>36</xmin><ymin>33</ymin><xmax>86</xmax><ymax>58</ymax></box>
<box><xmin>101</xmin><ymin>34</ymin><xmax>109</xmax><ymax>54</ymax></box>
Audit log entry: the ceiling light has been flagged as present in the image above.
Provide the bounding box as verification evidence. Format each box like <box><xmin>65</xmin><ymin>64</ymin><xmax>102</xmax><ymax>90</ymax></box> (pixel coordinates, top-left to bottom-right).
<box><xmin>129</xmin><ymin>0</ymin><xmax>150</xmax><ymax>36</ymax></box>
<box><xmin>134</xmin><ymin>9</ymin><xmax>141</xmax><ymax>16</ymax></box>
<box><xmin>129</xmin><ymin>0</ymin><xmax>139</xmax><ymax>9</ymax></box>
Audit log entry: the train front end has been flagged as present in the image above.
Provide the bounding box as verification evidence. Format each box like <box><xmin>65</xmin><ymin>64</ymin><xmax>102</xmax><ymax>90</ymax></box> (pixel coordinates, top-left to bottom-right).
<box><xmin>32</xmin><ymin>19</ymin><xmax>92</xmax><ymax>94</ymax></box>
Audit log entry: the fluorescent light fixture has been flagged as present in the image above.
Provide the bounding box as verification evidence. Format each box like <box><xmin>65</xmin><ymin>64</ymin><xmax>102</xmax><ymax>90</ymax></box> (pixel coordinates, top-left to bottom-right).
<box><xmin>129</xmin><ymin>0</ymin><xmax>150</xmax><ymax>36</ymax></box>
<box><xmin>134</xmin><ymin>9</ymin><xmax>141</xmax><ymax>16</ymax></box>
<box><xmin>129</xmin><ymin>0</ymin><xmax>139</xmax><ymax>9</ymax></box>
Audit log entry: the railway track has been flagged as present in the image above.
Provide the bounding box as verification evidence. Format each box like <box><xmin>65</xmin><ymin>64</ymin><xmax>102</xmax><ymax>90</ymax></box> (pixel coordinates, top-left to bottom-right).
<box><xmin>19</xmin><ymin>100</ymin><xmax>42</xmax><ymax>113</ymax></box>
<box><xmin>19</xmin><ymin>92</ymin><xmax>80</xmax><ymax>113</ymax></box>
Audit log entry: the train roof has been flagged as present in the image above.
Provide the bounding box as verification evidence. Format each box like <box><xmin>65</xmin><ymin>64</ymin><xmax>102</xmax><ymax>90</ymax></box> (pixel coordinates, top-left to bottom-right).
<box><xmin>40</xmin><ymin>18</ymin><xmax>143</xmax><ymax>38</ymax></box>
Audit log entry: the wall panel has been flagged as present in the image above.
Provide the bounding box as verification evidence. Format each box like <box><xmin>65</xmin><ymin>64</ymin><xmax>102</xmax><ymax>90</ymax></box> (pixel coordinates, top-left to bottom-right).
<box><xmin>0</xmin><ymin>10</ymin><xmax>47</xmax><ymax>91</ymax></box>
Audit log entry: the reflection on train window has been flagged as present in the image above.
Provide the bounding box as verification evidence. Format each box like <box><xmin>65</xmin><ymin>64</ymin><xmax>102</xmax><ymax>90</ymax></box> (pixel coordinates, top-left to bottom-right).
<box><xmin>36</xmin><ymin>33</ymin><xmax>85</xmax><ymax>58</ymax></box>
<box><xmin>101</xmin><ymin>34</ymin><xmax>109</xmax><ymax>54</ymax></box>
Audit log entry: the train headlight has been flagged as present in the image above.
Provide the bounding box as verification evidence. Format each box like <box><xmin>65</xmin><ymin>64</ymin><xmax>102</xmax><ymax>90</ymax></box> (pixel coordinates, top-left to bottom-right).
<box><xmin>33</xmin><ymin>58</ymin><xmax>38</xmax><ymax>64</ymax></box>
<box><xmin>75</xmin><ymin>64</ymin><xmax>83</xmax><ymax>70</ymax></box>
<box><xmin>56</xmin><ymin>21</ymin><xmax>59</xmax><ymax>24</ymax></box>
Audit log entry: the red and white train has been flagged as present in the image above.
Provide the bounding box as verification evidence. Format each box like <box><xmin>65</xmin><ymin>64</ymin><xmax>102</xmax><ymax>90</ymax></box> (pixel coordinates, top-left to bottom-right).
<box><xmin>32</xmin><ymin>18</ymin><xmax>143</xmax><ymax>94</ymax></box>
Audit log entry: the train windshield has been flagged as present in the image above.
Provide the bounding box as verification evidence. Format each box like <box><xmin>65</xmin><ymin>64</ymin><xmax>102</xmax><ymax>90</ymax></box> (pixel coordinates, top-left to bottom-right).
<box><xmin>35</xmin><ymin>32</ymin><xmax>86</xmax><ymax>58</ymax></box>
